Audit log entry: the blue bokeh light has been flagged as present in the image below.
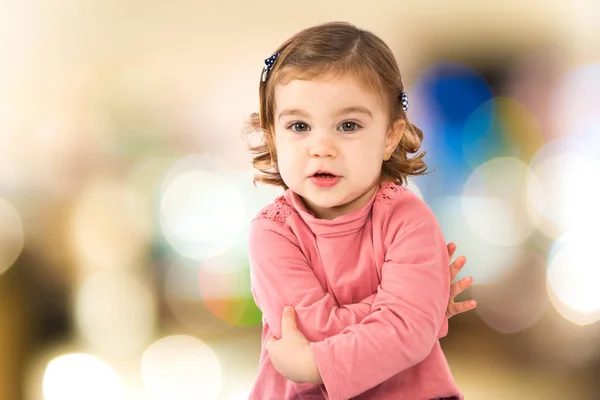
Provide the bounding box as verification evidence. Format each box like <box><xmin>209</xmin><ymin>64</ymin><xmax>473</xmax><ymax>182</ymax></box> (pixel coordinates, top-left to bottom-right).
<box><xmin>411</xmin><ymin>62</ymin><xmax>494</xmax><ymax>198</ymax></box>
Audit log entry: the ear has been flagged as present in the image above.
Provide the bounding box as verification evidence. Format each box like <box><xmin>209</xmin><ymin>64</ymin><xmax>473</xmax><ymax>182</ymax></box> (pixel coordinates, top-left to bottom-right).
<box><xmin>384</xmin><ymin>119</ymin><xmax>405</xmax><ymax>160</ymax></box>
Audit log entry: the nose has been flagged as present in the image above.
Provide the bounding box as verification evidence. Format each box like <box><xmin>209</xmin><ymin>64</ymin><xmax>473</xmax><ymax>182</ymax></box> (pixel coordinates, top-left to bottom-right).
<box><xmin>308</xmin><ymin>132</ymin><xmax>338</xmax><ymax>158</ymax></box>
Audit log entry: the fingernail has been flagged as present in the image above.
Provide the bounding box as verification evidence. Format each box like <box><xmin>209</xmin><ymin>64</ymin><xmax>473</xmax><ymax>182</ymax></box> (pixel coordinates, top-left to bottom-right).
<box><xmin>469</xmin><ymin>300</ymin><xmax>477</xmax><ymax>307</ymax></box>
<box><xmin>284</xmin><ymin>306</ymin><xmax>292</xmax><ymax>312</ymax></box>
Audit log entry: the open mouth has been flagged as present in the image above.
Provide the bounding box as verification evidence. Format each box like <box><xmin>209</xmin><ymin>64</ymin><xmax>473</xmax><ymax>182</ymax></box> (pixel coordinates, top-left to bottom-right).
<box><xmin>313</xmin><ymin>172</ymin><xmax>337</xmax><ymax>178</ymax></box>
<box><xmin>310</xmin><ymin>171</ymin><xmax>340</xmax><ymax>187</ymax></box>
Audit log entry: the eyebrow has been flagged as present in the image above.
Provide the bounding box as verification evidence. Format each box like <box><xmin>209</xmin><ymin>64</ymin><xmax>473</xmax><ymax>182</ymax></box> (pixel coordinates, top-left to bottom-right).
<box><xmin>277</xmin><ymin>106</ymin><xmax>373</xmax><ymax>121</ymax></box>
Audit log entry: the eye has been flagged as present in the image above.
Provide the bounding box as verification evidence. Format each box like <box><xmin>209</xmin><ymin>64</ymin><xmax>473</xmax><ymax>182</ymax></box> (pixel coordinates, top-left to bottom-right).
<box><xmin>338</xmin><ymin>121</ymin><xmax>361</xmax><ymax>132</ymax></box>
<box><xmin>288</xmin><ymin>122</ymin><xmax>310</xmax><ymax>132</ymax></box>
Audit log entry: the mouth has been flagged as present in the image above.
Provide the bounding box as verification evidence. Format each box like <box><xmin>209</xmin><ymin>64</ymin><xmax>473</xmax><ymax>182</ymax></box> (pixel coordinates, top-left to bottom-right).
<box><xmin>309</xmin><ymin>170</ymin><xmax>341</xmax><ymax>188</ymax></box>
<box><xmin>311</xmin><ymin>170</ymin><xmax>338</xmax><ymax>178</ymax></box>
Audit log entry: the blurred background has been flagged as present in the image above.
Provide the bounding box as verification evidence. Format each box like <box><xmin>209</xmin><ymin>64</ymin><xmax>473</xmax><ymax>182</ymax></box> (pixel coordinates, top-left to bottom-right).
<box><xmin>1</xmin><ymin>0</ymin><xmax>599</xmax><ymax>399</ymax></box>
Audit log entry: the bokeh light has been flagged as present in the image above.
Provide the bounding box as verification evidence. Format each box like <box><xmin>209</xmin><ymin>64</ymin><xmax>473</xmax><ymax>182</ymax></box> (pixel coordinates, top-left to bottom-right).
<box><xmin>416</xmin><ymin>62</ymin><xmax>494</xmax><ymax>126</ymax></box>
<box><xmin>472</xmin><ymin>249</ymin><xmax>548</xmax><ymax>334</ymax></box>
<box><xmin>75</xmin><ymin>271</ymin><xmax>156</xmax><ymax>356</ymax></box>
<box><xmin>165</xmin><ymin>260</ymin><xmax>238</xmax><ymax>336</ymax></box>
<box><xmin>411</xmin><ymin>62</ymin><xmax>494</xmax><ymax>197</ymax></box>
<box><xmin>461</xmin><ymin>157</ymin><xmax>539</xmax><ymax>247</ymax></box>
<box><xmin>69</xmin><ymin>176</ymin><xmax>150</xmax><ymax>274</ymax></box>
<box><xmin>526</xmin><ymin>138</ymin><xmax>600</xmax><ymax>238</ymax></box>
<box><xmin>462</xmin><ymin>97</ymin><xmax>544</xmax><ymax>169</ymax></box>
<box><xmin>160</xmin><ymin>155</ymin><xmax>246</xmax><ymax>260</ymax></box>
<box><xmin>226</xmin><ymin>169</ymin><xmax>283</xmax><ymax>257</ymax></box>
<box><xmin>164</xmin><ymin>249</ymin><xmax>262</xmax><ymax>329</ymax></box>
<box><xmin>547</xmin><ymin>232</ymin><xmax>600</xmax><ymax>325</ymax></box>
<box><xmin>141</xmin><ymin>335</ymin><xmax>222</xmax><ymax>400</ymax></box>
<box><xmin>43</xmin><ymin>353</ymin><xmax>124</xmax><ymax>400</ymax></box>
<box><xmin>0</xmin><ymin>197</ymin><xmax>24</xmax><ymax>275</ymax></box>
<box><xmin>198</xmin><ymin>259</ymin><xmax>262</xmax><ymax>327</ymax></box>
<box><xmin>434</xmin><ymin>196</ymin><xmax>523</xmax><ymax>284</ymax></box>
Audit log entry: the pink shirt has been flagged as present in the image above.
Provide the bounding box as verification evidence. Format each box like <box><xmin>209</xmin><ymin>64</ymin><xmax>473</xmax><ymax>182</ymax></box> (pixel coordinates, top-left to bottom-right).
<box><xmin>248</xmin><ymin>182</ymin><xmax>462</xmax><ymax>400</ymax></box>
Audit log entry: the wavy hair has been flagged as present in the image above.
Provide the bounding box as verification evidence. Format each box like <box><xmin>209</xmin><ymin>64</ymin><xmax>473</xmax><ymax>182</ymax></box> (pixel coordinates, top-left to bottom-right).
<box><xmin>245</xmin><ymin>21</ymin><xmax>429</xmax><ymax>189</ymax></box>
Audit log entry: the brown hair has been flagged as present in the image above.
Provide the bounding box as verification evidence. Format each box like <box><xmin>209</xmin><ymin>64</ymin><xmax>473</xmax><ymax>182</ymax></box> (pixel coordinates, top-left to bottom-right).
<box><xmin>245</xmin><ymin>21</ymin><xmax>428</xmax><ymax>189</ymax></box>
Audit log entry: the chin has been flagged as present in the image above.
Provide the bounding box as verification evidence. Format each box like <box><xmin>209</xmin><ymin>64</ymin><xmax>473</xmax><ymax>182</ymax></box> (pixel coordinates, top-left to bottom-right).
<box><xmin>312</xmin><ymin>199</ymin><xmax>346</xmax><ymax>210</ymax></box>
<box><xmin>306</xmin><ymin>192</ymin><xmax>352</xmax><ymax>209</ymax></box>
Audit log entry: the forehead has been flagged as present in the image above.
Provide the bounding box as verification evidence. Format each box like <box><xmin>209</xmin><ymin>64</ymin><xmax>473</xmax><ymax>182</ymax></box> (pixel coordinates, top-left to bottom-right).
<box><xmin>273</xmin><ymin>73</ymin><xmax>384</xmax><ymax>114</ymax></box>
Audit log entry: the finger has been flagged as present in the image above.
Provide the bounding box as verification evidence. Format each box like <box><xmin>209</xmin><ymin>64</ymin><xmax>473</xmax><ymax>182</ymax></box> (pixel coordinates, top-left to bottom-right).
<box><xmin>447</xmin><ymin>242</ymin><xmax>457</xmax><ymax>261</ymax></box>
<box><xmin>449</xmin><ymin>276</ymin><xmax>472</xmax><ymax>299</ymax></box>
<box><xmin>449</xmin><ymin>256</ymin><xmax>467</xmax><ymax>282</ymax></box>
<box><xmin>280</xmin><ymin>306</ymin><xmax>297</xmax><ymax>337</ymax></box>
<box><xmin>447</xmin><ymin>300</ymin><xmax>478</xmax><ymax>318</ymax></box>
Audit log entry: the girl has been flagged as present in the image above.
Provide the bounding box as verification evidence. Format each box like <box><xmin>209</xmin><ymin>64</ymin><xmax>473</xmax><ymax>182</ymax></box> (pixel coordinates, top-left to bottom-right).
<box><xmin>246</xmin><ymin>21</ymin><xmax>476</xmax><ymax>400</ymax></box>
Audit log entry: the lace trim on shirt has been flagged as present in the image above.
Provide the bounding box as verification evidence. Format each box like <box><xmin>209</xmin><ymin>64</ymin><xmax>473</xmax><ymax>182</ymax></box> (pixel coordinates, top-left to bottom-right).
<box><xmin>253</xmin><ymin>196</ymin><xmax>294</xmax><ymax>226</ymax></box>
<box><xmin>376</xmin><ymin>181</ymin><xmax>407</xmax><ymax>204</ymax></box>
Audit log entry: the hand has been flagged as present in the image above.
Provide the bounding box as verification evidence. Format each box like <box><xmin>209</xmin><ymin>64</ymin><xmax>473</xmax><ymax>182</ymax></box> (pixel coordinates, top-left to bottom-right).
<box><xmin>446</xmin><ymin>242</ymin><xmax>477</xmax><ymax>318</ymax></box>
<box><xmin>266</xmin><ymin>307</ymin><xmax>323</xmax><ymax>384</ymax></box>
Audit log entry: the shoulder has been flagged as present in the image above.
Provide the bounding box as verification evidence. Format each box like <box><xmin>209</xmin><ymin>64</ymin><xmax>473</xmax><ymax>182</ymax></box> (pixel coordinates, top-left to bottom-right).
<box><xmin>375</xmin><ymin>181</ymin><xmax>438</xmax><ymax>229</ymax></box>
<box><xmin>252</xmin><ymin>195</ymin><xmax>297</xmax><ymax>227</ymax></box>
<box><xmin>376</xmin><ymin>182</ymin><xmax>448</xmax><ymax>266</ymax></box>
<box><xmin>375</xmin><ymin>181</ymin><xmax>426</xmax><ymax>212</ymax></box>
<box><xmin>375</xmin><ymin>181</ymin><xmax>410</xmax><ymax>205</ymax></box>
<box><xmin>249</xmin><ymin>195</ymin><xmax>301</xmax><ymax>256</ymax></box>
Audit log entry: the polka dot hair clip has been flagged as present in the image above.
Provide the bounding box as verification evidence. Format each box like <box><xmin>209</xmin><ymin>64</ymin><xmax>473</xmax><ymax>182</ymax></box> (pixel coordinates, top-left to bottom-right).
<box><xmin>400</xmin><ymin>91</ymin><xmax>408</xmax><ymax>112</ymax></box>
<box><xmin>261</xmin><ymin>52</ymin><xmax>280</xmax><ymax>82</ymax></box>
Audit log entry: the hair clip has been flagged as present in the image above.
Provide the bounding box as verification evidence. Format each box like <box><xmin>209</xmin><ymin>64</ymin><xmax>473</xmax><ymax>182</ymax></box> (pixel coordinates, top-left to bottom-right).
<box><xmin>261</xmin><ymin>52</ymin><xmax>280</xmax><ymax>82</ymax></box>
<box><xmin>401</xmin><ymin>91</ymin><xmax>408</xmax><ymax>112</ymax></box>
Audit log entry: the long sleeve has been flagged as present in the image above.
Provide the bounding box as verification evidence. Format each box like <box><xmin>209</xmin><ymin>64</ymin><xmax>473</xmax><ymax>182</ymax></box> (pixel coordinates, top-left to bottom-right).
<box><xmin>310</xmin><ymin>193</ymin><xmax>450</xmax><ymax>400</ymax></box>
<box><xmin>248</xmin><ymin>218</ymin><xmax>376</xmax><ymax>342</ymax></box>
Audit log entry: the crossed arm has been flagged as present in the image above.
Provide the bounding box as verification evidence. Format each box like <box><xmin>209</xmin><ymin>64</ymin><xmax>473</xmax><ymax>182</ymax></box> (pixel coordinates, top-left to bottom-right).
<box><xmin>249</xmin><ymin>219</ymin><xmax>379</xmax><ymax>343</ymax></box>
<box><xmin>249</xmin><ymin>218</ymin><xmax>476</xmax><ymax>387</ymax></box>
<box><xmin>249</xmin><ymin>219</ymin><xmax>475</xmax><ymax>343</ymax></box>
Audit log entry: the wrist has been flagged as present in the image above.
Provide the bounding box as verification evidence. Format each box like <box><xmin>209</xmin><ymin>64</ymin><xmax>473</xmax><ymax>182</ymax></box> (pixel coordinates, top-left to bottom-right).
<box><xmin>302</xmin><ymin>344</ymin><xmax>323</xmax><ymax>384</ymax></box>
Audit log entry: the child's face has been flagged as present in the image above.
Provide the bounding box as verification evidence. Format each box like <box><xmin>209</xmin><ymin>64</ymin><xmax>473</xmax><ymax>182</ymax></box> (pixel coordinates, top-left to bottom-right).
<box><xmin>273</xmin><ymin>73</ymin><xmax>402</xmax><ymax>220</ymax></box>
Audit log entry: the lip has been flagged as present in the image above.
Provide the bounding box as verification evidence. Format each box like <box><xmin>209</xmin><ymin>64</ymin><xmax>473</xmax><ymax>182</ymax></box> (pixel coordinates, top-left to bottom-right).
<box><xmin>309</xmin><ymin>171</ymin><xmax>341</xmax><ymax>188</ymax></box>
<box><xmin>310</xmin><ymin>169</ymin><xmax>338</xmax><ymax>177</ymax></box>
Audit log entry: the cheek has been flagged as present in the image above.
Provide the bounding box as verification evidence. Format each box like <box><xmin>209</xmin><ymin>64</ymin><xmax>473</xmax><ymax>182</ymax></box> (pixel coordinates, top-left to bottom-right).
<box><xmin>350</xmin><ymin>144</ymin><xmax>386</xmax><ymax>176</ymax></box>
<box><xmin>353</xmin><ymin>141</ymin><xmax>386</xmax><ymax>163</ymax></box>
<box><xmin>275</xmin><ymin>143</ymin><xmax>297</xmax><ymax>178</ymax></box>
